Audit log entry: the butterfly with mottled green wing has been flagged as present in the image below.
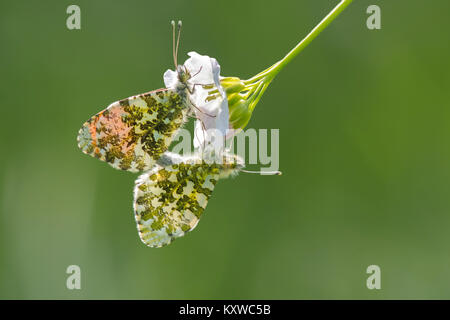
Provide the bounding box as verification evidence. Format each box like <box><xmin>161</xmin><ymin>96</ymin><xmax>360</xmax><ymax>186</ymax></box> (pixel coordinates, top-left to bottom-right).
<box><xmin>133</xmin><ymin>152</ymin><xmax>244</xmax><ymax>247</ymax></box>
<box><xmin>77</xmin><ymin>21</ymin><xmax>201</xmax><ymax>172</ymax></box>
<box><xmin>77</xmin><ymin>88</ymin><xmax>192</xmax><ymax>172</ymax></box>
<box><xmin>76</xmin><ymin>21</ymin><xmax>281</xmax><ymax>248</ymax></box>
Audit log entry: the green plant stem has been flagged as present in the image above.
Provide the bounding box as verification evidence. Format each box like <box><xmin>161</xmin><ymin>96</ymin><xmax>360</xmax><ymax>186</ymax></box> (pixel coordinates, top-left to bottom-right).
<box><xmin>244</xmin><ymin>0</ymin><xmax>353</xmax><ymax>84</ymax></box>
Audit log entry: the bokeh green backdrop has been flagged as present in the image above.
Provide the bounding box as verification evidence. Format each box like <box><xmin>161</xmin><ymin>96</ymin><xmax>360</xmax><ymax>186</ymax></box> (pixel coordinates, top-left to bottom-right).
<box><xmin>1</xmin><ymin>0</ymin><xmax>450</xmax><ymax>299</ymax></box>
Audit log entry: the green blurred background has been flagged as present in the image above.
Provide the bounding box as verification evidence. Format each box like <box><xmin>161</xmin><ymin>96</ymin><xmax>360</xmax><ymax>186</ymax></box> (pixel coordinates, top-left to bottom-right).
<box><xmin>1</xmin><ymin>0</ymin><xmax>450</xmax><ymax>299</ymax></box>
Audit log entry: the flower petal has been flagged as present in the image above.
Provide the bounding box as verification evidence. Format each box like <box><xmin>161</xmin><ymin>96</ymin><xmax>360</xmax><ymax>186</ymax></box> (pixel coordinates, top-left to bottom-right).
<box><xmin>164</xmin><ymin>51</ymin><xmax>231</xmax><ymax>151</ymax></box>
<box><xmin>182</xmin><ymin>52</ymin><xmax>229</xmax><ymax>150</ymax></box>
<box><xmin>163</xmin><ymin>69</ymin><xmax>178</xmax><ymax>90</ymax></box>
<box><xmin>185</xmin><ymin>52</ymin><xmax>215</xmax><ymax>84</ymax></box>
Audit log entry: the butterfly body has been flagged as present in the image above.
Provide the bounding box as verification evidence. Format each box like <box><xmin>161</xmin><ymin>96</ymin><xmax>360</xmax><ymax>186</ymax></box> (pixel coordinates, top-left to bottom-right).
<box><xmin>77</xmin><ymin>87</ymin><xmax>192</xmax><ymax>172</ymax></box>
<box><xmin>133</xmin><ymin>152</ymin><xmax>243</xmax><ymax>247</ymax></box>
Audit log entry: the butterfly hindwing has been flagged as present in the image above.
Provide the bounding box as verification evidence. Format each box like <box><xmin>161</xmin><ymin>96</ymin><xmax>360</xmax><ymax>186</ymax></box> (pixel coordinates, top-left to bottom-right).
<box><xmin>77</xmin><ymin>89</ymin><xmax>188</xmax><ymax>172</ymax></box>
<box><xmin>133</xmin><ymin>158</ymin><xmax>220</xmax><ymax>247</ymax></box>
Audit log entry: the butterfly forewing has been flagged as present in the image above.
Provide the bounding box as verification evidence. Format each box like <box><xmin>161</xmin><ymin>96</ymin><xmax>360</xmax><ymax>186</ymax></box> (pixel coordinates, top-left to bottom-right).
<box><xmin>133</xmin><ymin>159</ymin><xmax>220</xmax><ymax>247</ymax></box>
<box><xmin>77</xmin><ymin>89</ymin><xmax>188</xmax><ymax>172</ymax></box>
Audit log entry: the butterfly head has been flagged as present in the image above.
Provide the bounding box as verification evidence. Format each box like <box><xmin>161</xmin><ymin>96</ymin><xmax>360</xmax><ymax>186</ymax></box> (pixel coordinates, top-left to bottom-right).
<box><xmin>176</xmin><ymin>65</ymin><xmax>191</xmax><ymax>85</ymax></box>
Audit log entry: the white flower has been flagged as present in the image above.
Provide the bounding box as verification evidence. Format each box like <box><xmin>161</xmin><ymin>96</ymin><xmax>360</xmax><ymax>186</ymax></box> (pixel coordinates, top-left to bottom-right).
<box><xmin>163</xmin><ymin>68</ymin><xmax>179</xmax><ymax>90</ymax></box>
<box><xmin>163</xmin><ymin>51</ymin><xmax>229</xmax><ymax>151</ymax></box>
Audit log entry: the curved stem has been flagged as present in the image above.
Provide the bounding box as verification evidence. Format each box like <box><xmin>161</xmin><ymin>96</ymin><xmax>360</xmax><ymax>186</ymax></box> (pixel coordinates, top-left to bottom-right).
<box><xmin>246</xmin><ymin>0</ymin><xmax>353</xmax><ymax>83</ymax></box>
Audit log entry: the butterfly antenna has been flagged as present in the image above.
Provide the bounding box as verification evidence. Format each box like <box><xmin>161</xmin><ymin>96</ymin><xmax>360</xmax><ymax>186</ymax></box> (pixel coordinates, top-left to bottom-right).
<box><xmin>175</xmin><ymin>20</ymin><xmax>182</xmax><ymax>66</ymax></box>
<box><xmin>241</xmin><ymin>169</ymin><xmax>282</xmax><ymax>176</ymax></box>
<box><xmin>171</xmin><ymin>20</ymin><xmax>178</xmax><ymax>68</ymax></box>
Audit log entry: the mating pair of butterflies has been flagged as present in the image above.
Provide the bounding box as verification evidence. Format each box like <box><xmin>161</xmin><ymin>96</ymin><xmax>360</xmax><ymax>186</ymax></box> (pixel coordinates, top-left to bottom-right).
<box><xmin>77</xmin><ymin>75</ymin><xmax>245</xmax><ymax>248</ymax></box>
<box><xmin>77</xmin><ymin>22</ymin><xmax>246</xmax><ymax>247</ymax></box>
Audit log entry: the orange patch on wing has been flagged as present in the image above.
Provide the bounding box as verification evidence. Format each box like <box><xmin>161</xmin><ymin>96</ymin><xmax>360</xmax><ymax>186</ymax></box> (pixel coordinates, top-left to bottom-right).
<box><xmin>88</xmin><ymin>117</ymin><xmax>100</xmax><ymax>155</ymax></box>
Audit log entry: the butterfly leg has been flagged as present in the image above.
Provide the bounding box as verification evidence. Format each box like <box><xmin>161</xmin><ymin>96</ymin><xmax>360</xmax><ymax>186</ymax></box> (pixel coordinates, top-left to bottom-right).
<box><xmin>189</xmin><ymin>82</ymin><xmax>216</xmax><ymax>92</ymax></box>
<box><xmin>187</xmin><ymin>113</ymin><xmax>208</xmax><ymax>150</ymax></box>
<box><xmin>186</xmin><ymin>68</ymin><xmax>216</xmax><ymax>95</ymax></box>
<box><xmin>199</xmin><ymin>117</ymin><xmax>207</xmax><ymax>150</ymax></box>
<box><xmin>191</xmin><ymin>66</ymin><xmax>203</xmax><ymax>79</ymax></box>
<box><xmin>188</xmin><ymin>66</ymin><xmax>213</xmax><ymax>85</ymax></box>
<box><xmin>188</xmin><ymin>96</ymin><xmax>216</xmax><ymax>118</ymax></box>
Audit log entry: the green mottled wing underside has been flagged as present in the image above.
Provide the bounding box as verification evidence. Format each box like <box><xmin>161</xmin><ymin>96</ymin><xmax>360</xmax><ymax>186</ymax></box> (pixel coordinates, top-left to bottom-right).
<box><xmin>133</xmin><ymin>159</ymin><xmax>220</xmax><ymax>247</ymax></box>
<box><xmin>77</xmin><ymin>89</ymin><xmax>188</xmax><ymax>172</ymax></box>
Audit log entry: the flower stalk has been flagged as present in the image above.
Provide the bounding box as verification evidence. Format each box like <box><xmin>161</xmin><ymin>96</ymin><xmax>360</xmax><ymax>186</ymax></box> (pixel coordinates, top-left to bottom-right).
<box><xmin>221</xmin><ymin>0</ymin><xmax>354</xmax><ymax>130</ymax></box>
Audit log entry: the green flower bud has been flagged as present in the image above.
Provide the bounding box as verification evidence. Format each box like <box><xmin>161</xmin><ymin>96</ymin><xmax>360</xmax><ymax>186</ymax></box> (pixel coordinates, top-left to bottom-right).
<box><xmin>228</xmin><ymin>95</ymin><xmax>246</xmax><ymax>121</ymax></box>
<box><xmin>220</xmin><ymin>76</ymin><xmax>272</xmax><ymax>131</ymax></box>
<box><xmin>220</xmin><ymin>77</ymin><xmax>245</xmax><ymax>95</ymax></box>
